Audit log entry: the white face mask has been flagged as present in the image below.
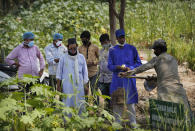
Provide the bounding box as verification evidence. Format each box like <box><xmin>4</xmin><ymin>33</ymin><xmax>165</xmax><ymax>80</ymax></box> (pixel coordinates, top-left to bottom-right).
<box><xmin>117</xmin><ymin>41</ymin><xmax>126</xmax><ymax>47</ymax></box>
<box><xmin>116</xmin><ymin>43</ymin><xmax>124</xmax><ymax>47</ymax></box>
<box><xmin>56</xmin><ymin>41</ymin><xmax>62</xmax><ymax>47</ymax></box>
<box><xmin>102</xmin><ymin>43</ymin><xmax>111</xmax><ymax>49</ymax></box>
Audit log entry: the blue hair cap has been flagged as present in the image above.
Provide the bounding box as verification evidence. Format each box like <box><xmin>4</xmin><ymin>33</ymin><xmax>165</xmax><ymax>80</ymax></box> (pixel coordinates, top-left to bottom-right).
<box><xmin>53</xmin><ymin>33</ymin><xmax>63</xmax><ymax>40</ymax></box>
<box><xmin>115</xmin><ymin>29</ymin><xmax>125</xmax><ymax>38</ymax></box>
<box><xmin>22</xmin><ymin>32</ymin><xmax>35</xmax><ymax>40</ymax></box>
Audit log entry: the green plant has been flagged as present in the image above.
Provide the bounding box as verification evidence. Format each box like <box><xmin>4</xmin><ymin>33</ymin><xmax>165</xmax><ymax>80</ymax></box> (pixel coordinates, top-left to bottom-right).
<box><xmin>0</xmin><ymin>75</ymin><xmax>122</xmax><ymax>130</ymax></box>
<box><xmin>187</xmin><ymin>42</ymin><xmax>195</xmax><ymax>71</ymax></box>
<box><xmin>0</xmin><ymin>0</ymin><xmax>194</xmax><ymax>70</ymax></box>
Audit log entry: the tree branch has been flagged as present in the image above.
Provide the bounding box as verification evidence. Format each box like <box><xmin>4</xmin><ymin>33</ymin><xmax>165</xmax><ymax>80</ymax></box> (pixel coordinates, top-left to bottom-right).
<box><xmin>119</xmin><ymin>0</ymin><xmax>125</xmax><ymax>18</ymax></box>
<box><xmin>110</xmin><ymin>0</ymin><xmax>119</xmax><ymax>19</ymax></box>
<box><xmin>119</xmin><ymin>0</ymin><xmax>126</xmax><ymax>29</ymax></box>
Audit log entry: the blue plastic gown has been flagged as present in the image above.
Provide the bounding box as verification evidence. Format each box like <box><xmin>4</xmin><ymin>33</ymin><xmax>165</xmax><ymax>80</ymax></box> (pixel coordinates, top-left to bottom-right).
<box><xmin>107</xmin><ymin>44</ymin><xmax>142</xmax><ymax>104</ymax></box>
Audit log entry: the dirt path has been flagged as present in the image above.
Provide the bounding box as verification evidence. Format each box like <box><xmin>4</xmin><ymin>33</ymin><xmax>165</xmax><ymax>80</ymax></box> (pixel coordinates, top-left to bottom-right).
<box><xmin>136</xmin><ymin>50</ymin><xmax>195</xmax><ymax>127</ymax></box>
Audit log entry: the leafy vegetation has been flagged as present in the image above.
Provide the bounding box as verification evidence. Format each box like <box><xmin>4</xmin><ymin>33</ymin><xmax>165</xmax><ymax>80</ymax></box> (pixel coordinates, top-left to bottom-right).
<box><xmin>0</xmin><ymin>1</ymin><xmax>194</xmax><ymax>129</ymax></box>
<box><xmin>0</xmin><ymin>0</ymin><xmax>194</xmax><ymax>70</ymax></box>
<box><xmin>0</xmin><ymin>0</ymin><xmax>109</xmax><ymax>53</ymax></box>
<box><xmin>0</xmin><ymin>75</ymin><xmax>122</xmax><ymax>130</ymax></box>
<box><xmin>125</xmin><ymin>0</ymin><xmax>195</xmax><ymax>70</ymax></box>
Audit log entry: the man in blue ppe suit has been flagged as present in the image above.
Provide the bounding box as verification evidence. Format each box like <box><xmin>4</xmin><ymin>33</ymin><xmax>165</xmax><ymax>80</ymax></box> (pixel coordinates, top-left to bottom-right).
<box><xmin>107</xmin><ymin>29</ymin><xmax>142</xmax><ymax>127</ymax></box>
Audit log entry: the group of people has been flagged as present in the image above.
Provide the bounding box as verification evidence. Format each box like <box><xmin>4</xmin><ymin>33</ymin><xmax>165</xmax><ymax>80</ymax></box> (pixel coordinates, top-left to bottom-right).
<box><xmin>5</xmin><ymin>29</ymin><xmax>192</xmax><ymax>127</ymax></box>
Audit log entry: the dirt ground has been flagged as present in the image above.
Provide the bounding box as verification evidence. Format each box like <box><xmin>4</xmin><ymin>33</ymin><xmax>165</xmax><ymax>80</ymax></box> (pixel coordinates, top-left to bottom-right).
<box><xmin>135</xmin><ymin>50</ymin><xmax>195</xmax><ymax>128</ymax></box>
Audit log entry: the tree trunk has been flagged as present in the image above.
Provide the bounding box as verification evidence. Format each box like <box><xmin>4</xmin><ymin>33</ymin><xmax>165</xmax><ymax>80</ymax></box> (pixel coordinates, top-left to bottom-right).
<box><xmin>119</xmin><ymin>0</ymin><xmax>126</xmax><ymax>30</ymax></box>
<box><xmin>111</xmin><ymin>0</ymin><xmax>126</xmax><ymax>30</ymax></box>
<box><xmin>109</xmin><ymin>0</ymin><xmax>116</xmax><ymax>45</ymax></box>
<box><xmin>2</xmin><ymin>0</ymin><xmax>10</xmax><ymax>15</ymax></box>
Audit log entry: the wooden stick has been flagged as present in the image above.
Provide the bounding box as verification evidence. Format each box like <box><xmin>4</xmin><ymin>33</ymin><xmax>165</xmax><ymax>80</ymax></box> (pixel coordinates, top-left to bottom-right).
<box><xmin>126</xmin><ymin>76</ymin><xmax>147</xmax><ymax>79</ymax></box>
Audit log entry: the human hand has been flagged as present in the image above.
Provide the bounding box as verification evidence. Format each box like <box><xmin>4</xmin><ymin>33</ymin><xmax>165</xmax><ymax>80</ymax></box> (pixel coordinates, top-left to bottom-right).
<box><xmin>118</xmin><ymin>72</ymin><xmax>127</xmax><ymax>78</ymax></box>
<box><xmin>12</xmin><ymin>62</ymin><xmax>20</xmax><ymax>68</ymax></box>
<box><xmin>116</xmin><ymin>65</ymin><xmax>130</xmax><ymax>71</ymax></box>
<box><xmin>146</xmin><ymin>75</ymin><xmax>157</xmax><ymax>81</ymax></box>
<box><xmin>84</xmin><ymin>87</ymin><xmax>89</xmax><ymax>95</ymax></box>
<box><xmin>118</xmin><ymin>70</ymin><xmax>134</xmax><ymax>78</ymax></box>
<box><xmin>57</xmin><ymin>79</ymin><xmax>62</xmax><ymax>92</ymax></box>
<box><xmin>84</xmin><ymin>84</ymin><xmax>89</xmax><ymax>95</ymax></box>
<box><xmin>54</xmin><ymin>58</ymin><xmax>59</xmax><ymax>63</ymax></box>
<box><xmin>121</xmin><ymin>67</ymin><xmax>130</xmax><ymax>71</ymax></box>
<box><xmin>39</xmin><ymin>69</ymin><xmax>44</xmax><ymax>77</ymax></box>
<box><xmin>57</xmin><ymin>86</ymin><xmax>62</xmax><ymax>92</ymax></box>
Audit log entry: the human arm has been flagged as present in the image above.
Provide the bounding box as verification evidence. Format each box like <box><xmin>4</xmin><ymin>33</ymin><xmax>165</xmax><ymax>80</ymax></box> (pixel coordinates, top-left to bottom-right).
<box><xmin>119</xmin><ymin>57</ymin><xmax>157</xmax><ymax>77</ymax></box>
<box><xmin>83</xmin><ymin>57</ymin><xmax>89</xmax><ymax>85</ymax></box>
<box><xmin>36</xmin><ymin>47</ymin><xmax>45</xmax><ymax>77</ymax></box>
<box><xmin>44</xmin><ymin>46</ymin><xmax>59</xmax><ymax>65</ymax></box>
<box><xmin>57</xmin><ymin>79</ymin><xmax>62</xmax><ymax>92</ymax></box>
<box><xmin>82</xmin><ymin>56</ymin><xmax>89</xmax><ymax>95</ymax></box>
<box><xmin>5</xmin><ymin>47</ymin><xmax>19</xmax><ymax>66</ymax></box>
<box><xmin>56</xmin><ymin>56</ymin><xmax>64</xmax><ymax>92</ymax></box>
<box><xmin>133</xmin><ymin>57</ymin><xmax>156</xmax><ymax>74</ymax></box>
<box><xmin>94</xmin><ymin>46</ymin><xmax>99</xmax><ymax>65</ymax></box>
<box><xmin>99</xmin><ymin>49</ymin><xmax>115</xmax><ymax>73</ymax></box>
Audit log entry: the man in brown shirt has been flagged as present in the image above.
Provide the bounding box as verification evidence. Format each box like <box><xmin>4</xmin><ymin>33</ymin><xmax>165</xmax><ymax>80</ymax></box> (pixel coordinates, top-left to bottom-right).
<box><xmin>78</xmin><ymin>31</ymin><xmax>99</xmax><ymax>96</ymax></box>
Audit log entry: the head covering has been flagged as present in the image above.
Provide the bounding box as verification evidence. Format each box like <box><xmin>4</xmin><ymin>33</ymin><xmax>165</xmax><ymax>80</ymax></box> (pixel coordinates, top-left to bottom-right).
<box><xmin>53</xmin><ymin>33</ymin><xmax>63</xmax><ymax>40</ymax></box>
<box><xmin>68</xmin><ymin>38</ymin><xmax>77</xmax><ymax>45</ymax></box>
<box><xmin>80</xmin><ymin>30</ymin><xmax>90</xmax><ymax>39</ymax></box>
<box><xmin>115</xmin><ymin>29</ymin><xmax>125</xmax><ymax>38</ymax></box>
<box><xmin>22</xmin><ymin>32</ymin><xmax>34</xmax><ymax>40</ymax></box>
<box><xmin>152</xmin><ymin>39</ymin><xmax>167</xmax><ymax>49</ymax></box>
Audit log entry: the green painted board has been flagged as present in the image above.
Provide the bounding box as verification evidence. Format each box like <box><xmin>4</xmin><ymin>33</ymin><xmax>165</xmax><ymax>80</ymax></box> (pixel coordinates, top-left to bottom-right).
<box><xmin>149</xmin><ymin>99</ymin><xmax>186</xmax><ymax>130</ymax></box>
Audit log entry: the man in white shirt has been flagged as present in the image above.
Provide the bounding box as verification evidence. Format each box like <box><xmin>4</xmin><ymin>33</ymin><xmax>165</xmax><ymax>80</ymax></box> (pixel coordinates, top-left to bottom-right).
<box><xmin>44</xmin><ymin>33</ymin><xmax>67</xmax><ymax>90</ymax></box>
<box><xmin>56</xmin><ymin>38</ymin><xmax>88</xmax><ymax>113</ymax></box>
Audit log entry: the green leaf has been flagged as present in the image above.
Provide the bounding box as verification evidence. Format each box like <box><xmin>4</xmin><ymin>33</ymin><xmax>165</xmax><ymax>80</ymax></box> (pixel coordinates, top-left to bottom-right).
<box><xmin>31</xmin><ymin>109</ymin><xmax>45</xmax><ymax>119</ymax></box>
<box><xmin>11</xmin><ymin>92</ymin><xmax>24</xmax><ymax>101</ymax></box>
<box><xmin>27</xmin><ymin>98</ymin><xmax>44</xmax><ymax>108</ymax></box>
<box><xmin>62</xmin><ymin>107</ymin><xmax>73</xmax><ymax>114</ymax></box>
<box><xmin>53</xmin><ymin>128</ymin><xmax>65</xmax><ymax>131</ymax></box>
<box><xmin>15</xmin><ymin>77</ymin><xmax>38</xmax><ymax>87</ymax></box>
<box><xmin>112</xmin><ymin>122</ymin><xmax>123</xmax><ymax>130</ymax></box>
<box><xmin>21</xmin><ymin>115</ymin><xmax>33</xmax><ymax>125</ymax></box>
<box><xmin>30</xmin><ymin>128</ymin><xmax>42</xmax><ymax>131</ymax></box>
<box><xmin>45</xmin><ymin>107</ymin><xmax>54</xmax><ymax>114</ymax></box>
<box><xmin>101</xmin><ymin>110</ymin><xmax>115</xmax><ymax>122</ymax></box>
<box><xmin>82</xmin><ymin>117</ymin><xmax>96</xmax><ymax>128</ymax></box>
<box><xmin>31</xmin><ymin>84</ymin><xmax>53</xmax><ymax>97</ymax></box>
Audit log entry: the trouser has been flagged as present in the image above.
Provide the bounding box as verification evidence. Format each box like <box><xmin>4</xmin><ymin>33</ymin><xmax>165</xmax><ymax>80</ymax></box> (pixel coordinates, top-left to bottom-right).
<box><xmin>98</xmin><ymin>82</ymin><xmax>111</xmax><ymax>110</ymax></box>
<box><xmin>49</xmin><ymin>75</ymin><xmax>57</xmax><ymax>91</ymax></box>
<box><xmin>111</xmin><ymin>88</ymin><xmax>137</xmax><ymax>126</ymax></box>
<box><xmin>113</xmin><ymin>104</ymin><xmax>136</xmax><ymax>126</ymax></box>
